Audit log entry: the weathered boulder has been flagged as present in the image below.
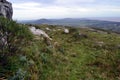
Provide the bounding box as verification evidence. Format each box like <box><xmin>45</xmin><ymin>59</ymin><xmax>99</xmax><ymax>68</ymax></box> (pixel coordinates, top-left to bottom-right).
<box><xmin>0</xmin><ymin>0</ymin><xmax>13</xmax><ymax>20</ymax></box>
<box><xmin>29</xmin><ymin>26</ymin><xmax>52</xmax><ymax>40</ymax></box>
<box><xmin>64</xmin><ymin>28</ymin><xmax>69</xmax><ymax>34</ymax></box>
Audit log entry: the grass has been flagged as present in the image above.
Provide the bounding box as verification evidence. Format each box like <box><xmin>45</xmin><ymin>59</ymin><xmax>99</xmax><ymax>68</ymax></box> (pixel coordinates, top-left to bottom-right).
<box><xmin>0</xmin><ymin>21</ymin><xmax>120</xmax><ymax>80</ymax></box>
<box><xmin>24</xmin><ymin>24</ymin><xmax>120</xmax><ymax>80</ymax></box>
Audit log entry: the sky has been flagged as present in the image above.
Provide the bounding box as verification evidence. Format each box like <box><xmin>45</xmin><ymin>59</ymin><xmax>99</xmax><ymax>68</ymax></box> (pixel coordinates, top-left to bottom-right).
<box><xmin>8</xmin><ymin>0</ymin><xmax>120</xmax><ymax>20</ymax></box>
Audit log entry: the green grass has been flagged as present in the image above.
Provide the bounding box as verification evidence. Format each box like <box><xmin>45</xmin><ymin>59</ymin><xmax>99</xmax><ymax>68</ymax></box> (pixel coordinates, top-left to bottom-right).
<box><xmin>0</xmin><ymin>21</ymin><xmax>120</xmax><ymax>80</ymax></box>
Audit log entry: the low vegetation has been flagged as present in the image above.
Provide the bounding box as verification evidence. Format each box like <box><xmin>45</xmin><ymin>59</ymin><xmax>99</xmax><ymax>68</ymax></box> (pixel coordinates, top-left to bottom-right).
<box><xmin>0</xmin><ymin>18</ymin><xmax>120</xmax><ymax>80</ymax></box>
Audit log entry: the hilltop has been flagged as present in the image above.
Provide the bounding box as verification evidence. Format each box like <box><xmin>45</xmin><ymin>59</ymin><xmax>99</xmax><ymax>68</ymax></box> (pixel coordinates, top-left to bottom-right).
<box><xmin>0</xmin><ymin>0</ymin><xmax>120</xmax><ymax>80</ymax></box>
<box><xmin>0</xmin><ymin>18</ymin><xmax>120</xmax><ymax>80</ymax></box>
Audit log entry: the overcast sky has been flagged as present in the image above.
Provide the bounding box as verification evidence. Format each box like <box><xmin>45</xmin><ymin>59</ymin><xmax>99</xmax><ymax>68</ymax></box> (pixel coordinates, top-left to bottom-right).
<box><xmin>8</xmin><ymin>0</ymin><xmax>120</xmax><ymax>20</ymax></box>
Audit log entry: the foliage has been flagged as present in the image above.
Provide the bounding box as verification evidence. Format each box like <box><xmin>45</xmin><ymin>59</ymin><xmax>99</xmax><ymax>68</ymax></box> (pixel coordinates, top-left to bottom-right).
<box><xmin>0</xmin><ymin>17</ymin><xmax>33</xmax><ymax>55</ymax></box>
<box><xmin>0</xmin><ymin>21</ymin><xmax>120</xmax><ymax>80</ymax></box>
<box><xmin>0</xmin><ymin>17</ymin><xmax>33</xmax><ymax>79</ymax></box>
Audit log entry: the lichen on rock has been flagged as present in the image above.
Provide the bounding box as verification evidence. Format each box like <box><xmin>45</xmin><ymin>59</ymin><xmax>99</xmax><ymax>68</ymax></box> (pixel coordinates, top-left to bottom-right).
<box><xmin>0</xmin><ymin>0</ymin><xmax>13</xmax><ymax>20</ymax></box>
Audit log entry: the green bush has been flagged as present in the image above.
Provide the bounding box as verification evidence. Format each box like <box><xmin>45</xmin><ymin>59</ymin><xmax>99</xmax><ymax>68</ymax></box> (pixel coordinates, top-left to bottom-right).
<box><xmin>0</xmin><ymin>17</ymin><xmax>33</xmax><ymax>55</ymax></box>
<box><xmin>0</xmin><ymin>17</ymin><xmax>33</xmax><ymax>78</ymax></box>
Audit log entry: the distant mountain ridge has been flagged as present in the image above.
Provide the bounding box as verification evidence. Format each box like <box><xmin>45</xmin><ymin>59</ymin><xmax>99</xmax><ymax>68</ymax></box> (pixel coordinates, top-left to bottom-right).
<box><xmin>89</xmin><ymin>17</ymin><xmax>120</xmax><ymax>22</ymax></box>
<box><xmin>19</xmin><ymin>18</ymin><xmax>120</xmax><ymax>33</ymax></box>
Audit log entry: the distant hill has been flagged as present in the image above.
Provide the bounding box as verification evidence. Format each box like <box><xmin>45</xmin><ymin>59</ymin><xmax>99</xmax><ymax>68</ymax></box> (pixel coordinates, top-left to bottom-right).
<box><xmin>19</xmin><ymin>18</ymin><xmax>120</xmax><ymax>33</ymax></box>
<box><xmin>88</xmin><ymin>17</ymin><xmax>120</xmax><ymax>22</ymax></box>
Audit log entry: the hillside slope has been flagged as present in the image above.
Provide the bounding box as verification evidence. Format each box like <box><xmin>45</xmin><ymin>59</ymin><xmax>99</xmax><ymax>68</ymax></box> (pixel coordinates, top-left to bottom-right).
<box><xmin>0</xmin><ymin>19</ymin><xmax>120</xmax><ymax>80</ymax></box>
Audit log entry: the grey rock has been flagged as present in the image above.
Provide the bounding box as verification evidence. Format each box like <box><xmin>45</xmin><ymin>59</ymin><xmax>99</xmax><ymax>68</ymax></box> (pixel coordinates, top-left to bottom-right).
<box><xmin>0</xmin><ymin>0</ymin><xmax>13</xmax><ymax>20</ymax></box>
<box><xmin>117</xmin><ymin>45</ymin><xmax>120</xmax><ymax>49</ymax></box>
<box><xmin>64</xmin><ymin>28</ymin><xmax>69</xmax><ymax>34</ymax></box>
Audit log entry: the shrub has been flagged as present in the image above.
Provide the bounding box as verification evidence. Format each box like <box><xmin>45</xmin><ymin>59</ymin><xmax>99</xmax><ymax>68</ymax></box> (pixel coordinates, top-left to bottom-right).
<box><xmin>0</xmin><ymin>17</ymin><xmax>33</xmax><ymax>78</ymax></box>
<box><xmin>0</xmin><ymin>17</ymin><xmax>33</xmax><ymax>56</ymax></box>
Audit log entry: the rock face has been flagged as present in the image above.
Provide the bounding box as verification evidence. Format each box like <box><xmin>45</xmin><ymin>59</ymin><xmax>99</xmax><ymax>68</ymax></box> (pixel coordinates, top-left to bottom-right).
<box><xmin>0</xmin><ymin>0</ymin><xmax>13</xmax><ymax>20</ymax></box>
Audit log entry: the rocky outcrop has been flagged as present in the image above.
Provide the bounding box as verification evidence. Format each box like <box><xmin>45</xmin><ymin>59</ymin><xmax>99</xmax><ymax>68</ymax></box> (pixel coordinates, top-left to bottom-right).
<box><xmin>29</xmin><ymin>26</ymin><xmax>52</xmax><ymax>41</ymax></box>
<box><xmin>0</xmin><ymin>0</ymin><xmax>13</xmax><ymax>20</ymax></box>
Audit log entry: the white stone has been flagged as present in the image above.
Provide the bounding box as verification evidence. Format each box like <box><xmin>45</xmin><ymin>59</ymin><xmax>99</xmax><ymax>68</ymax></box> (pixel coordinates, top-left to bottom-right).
<box><xmin>46</xmin><ymin>27</ymin><xmax>51</xmax><ymax>31</ymax></box>
<box><xmin>64</xmin><ymin>29</ymin><xmax>69</xmax><ymax>33</ymax></box>
<box><xmin>29</xmin><ymin>26</ymin><xmax>52</xmax><ymax>40</ymax></box>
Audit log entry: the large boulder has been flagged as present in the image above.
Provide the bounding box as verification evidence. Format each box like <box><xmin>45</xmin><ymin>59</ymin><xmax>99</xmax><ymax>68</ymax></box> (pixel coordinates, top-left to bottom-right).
<box><xmin>29</xmin><ymin>26</ymin><xmax>52</xmax><ymax>40</ymax></box>
<box><xmin>0</xmin><ymin>0</ymin><xmax>13</xmax><ymax>20</ymax></box>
